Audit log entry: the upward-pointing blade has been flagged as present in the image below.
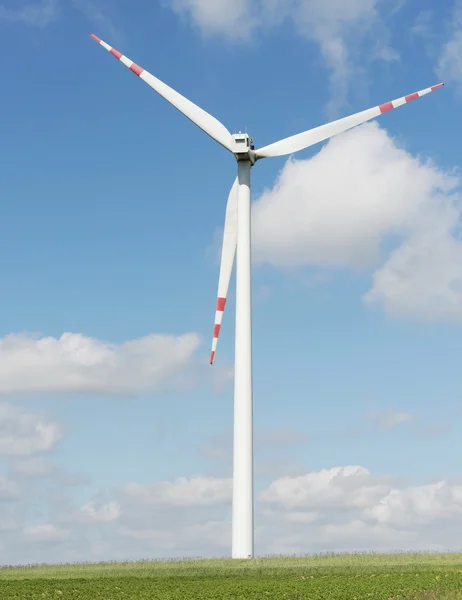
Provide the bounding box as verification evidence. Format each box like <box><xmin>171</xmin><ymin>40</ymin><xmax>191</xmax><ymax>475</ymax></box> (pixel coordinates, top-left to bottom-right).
<box><xmin>210</xmin><ymin>177</ymin><xmax>238</xmax><ymax>365</ymax></box>
<box><xmin>90</xmin><ymin>34</ymin><xmax>234</xmax><ymax>153</ymax></box>
<box><xmin>255</xmin><ymin>83</ymin><xmax>444</xmax><ymax>159</ymax></box>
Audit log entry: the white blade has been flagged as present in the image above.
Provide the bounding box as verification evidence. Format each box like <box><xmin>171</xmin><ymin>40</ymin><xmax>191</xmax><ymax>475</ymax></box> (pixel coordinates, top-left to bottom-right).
<box><xmin>90</xmin><ymin>34</ymin><xmax>234</xmax><ymax>153</ymax></box>
<box><xmin>255</xmin><ymin>83</ymin><xmax>444</xmax><ymax>159</ymax></box>
<box><xmin>210</xmin><ymin>177</ymin><xmax>238</xmax><ymax>365</ymax></box>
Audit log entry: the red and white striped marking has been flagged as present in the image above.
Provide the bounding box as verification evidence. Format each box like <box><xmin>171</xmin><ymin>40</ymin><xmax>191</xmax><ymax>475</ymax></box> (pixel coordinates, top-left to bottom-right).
<box><xmin>90</xmin><ymin>34</ymin><xmax>145</xmax><ymax>78</ymax></box>
<box><xmin>210</xmin><ymin>297</ymin><xmax>226</xmax><ymax>365</ymax></box>
<box><xmin>255</xmin><ymin>82</ymin><xmax>445</xmax><ymax>159</ymax></box>
<box><xmin>378</xmin><ymin>83</ymin><xmax>444</xmax><ymax>114</ymax></box>
<box><xmin>90</xmin><ymin>34</ymin><xmax>238</xmax><ymax>366</ymax></box>
<box><xmin>89</xmin><ymin>33</ymin><xmax>235</xmax><ymax>153</ymax></box>
<box><xmin>90</xmin><ymin>32</ymin><xmax>445</xmax><ymax>363</ymax></box>
<box><xmin>210</xmin><ymin>177</ymin><xmax>238</xmax><ymax>365</ymax></box>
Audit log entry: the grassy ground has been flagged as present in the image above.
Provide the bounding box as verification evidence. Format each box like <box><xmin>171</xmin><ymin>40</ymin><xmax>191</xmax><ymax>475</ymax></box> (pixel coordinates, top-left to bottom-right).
<box><xmin>1</xmin><ymin>553</ymin><xmax>462</xmax><ymax>599</ymax></box>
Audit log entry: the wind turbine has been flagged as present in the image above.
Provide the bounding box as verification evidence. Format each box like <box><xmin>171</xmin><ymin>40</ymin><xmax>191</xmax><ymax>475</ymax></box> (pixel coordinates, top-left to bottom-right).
<box><xmin>89</xmin><ymin>33</ymin><xmax>444</xmax><ymax>559</ymax></box>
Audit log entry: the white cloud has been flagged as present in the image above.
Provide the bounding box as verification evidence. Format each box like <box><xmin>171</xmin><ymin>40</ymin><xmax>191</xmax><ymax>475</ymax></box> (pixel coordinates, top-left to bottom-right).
<box><xmin>0</xmin><ymin>331</ymin><xmax>202</xmax><ymax>396</ymax></box>
<box><xmin>167</xmin><ymin>0</ymin><xmax>397</xmax><ymax>114</ymax></box>
<box><xmin>367</xmin><ymin>481</ymin><xmax>462</xmax><ymax>526</ymax></box>
<box><xmin>3</xmin><ymin>465</ymin><xmax>462</xmax><ymax>563</ymax></box>
<box><xmin>364</xmin><ymin>230</ymin><xmax>462</xmax><ymax>321</ymax></box>
<box><xmin>122</xmin><ymin>476</ymin><xmax>232</xmax><ymax>507</ymax></box>
<box><xmin>252</xmin><ymin>122</ymin><xmax>462</xmax><ymax>323</ymax></box>
<box><xmin>259</xmin><ymin>466</ymin><xmax>462</xmax><ymax>525</ymax></box>
<box><xmin>258</xmin><ymin>466</ymin><xmax>462</xmax><ymax>553</ymax></box>
<box><xmin>0</xmin><ymin>403</ymin><xmax>62</xmax><ymax>457</ymax></box>
<box><xmin>436</xmin><ymin>0</ymin><xmax>462</xmax><ymax>93</ymax></box>
<box><xmin>78</xmin><ymin>501</ymin><xmax>121</xmax><ymax>523</ymax></box>
<box><xmin>169</xmin><ymin>0</ymin><xmax>255</xmax><ymax>41</ymax></box>
<box><xmin>23</xmin><ymin>524</ymin><xmax>71</xmax><ymax>542</ymax></box>
<box><xmin>0</xmin><ymin>0</ymin><xmax>58</xmax><ymax>27</ymax></box>
<box><xmin>252</xmin><ymin>122</ymin><xmax>457</xmax><ymax>269</ymax></box>
<box><xmin>288</xmin><ymin>0</ymin><xmax>398</xmax><ymax>116</ymax></box>
<box><xmin>260</xmin><ymin>465</ymin><xmax>389</xmax><ymax>510</ymax></box>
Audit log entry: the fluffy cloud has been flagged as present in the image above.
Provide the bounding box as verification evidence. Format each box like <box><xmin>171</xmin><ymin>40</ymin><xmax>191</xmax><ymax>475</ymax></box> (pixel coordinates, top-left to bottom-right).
<box><xmin>0</xmin><ymin>403</ymin><xmax>62</xmax><ymax>457</ymax></box>
<box><xmin>167</xmin><ymin>0</ymin><xmax>397</xmax><ymax>113</ymax></box>
<box><xmin>252</xmin><ymin>121</ymin><xmax>462</xmax><ymax>322</ymax></box>
<box><xmin>258</xmin><ymin>465</ymin><xmax>462</xmax><ymax>553</ymax></box>
<box><xmin>0</xmin><ymin>331</ymin><xmax>202</xmax><ymax>396</ymax></box>
<box><xmin>0</xmin><ymin>0</ymin><xmax>58</xmax><ymax>26</ymax></box>
<box><xmin>23</xmin><ymin>524</ymin><xmax>71</xmax><ymax>542</ymax></box>
<box><xmin>285</xmin><ymin>0</ymin><xmax>398</xmax><ymax>115</ymax></box>
<box><xmin>368</xmin><ymin>481</ymin><xmax>462</xmax><ymax>527</ymax></box>
<box><xmin>364</xmin><ymin>230</ymin><xmax>462</xmax><ymax>321</ymax></box>
<box><xmin>436</xmin><ymin>0</ymin><xmax>462</xmax><ymax>93</ymax></box>
<box><xmin>252</xmin><ymin>122</ymin><xmax>456</xmax><ymax>269</ymax></box>
<box><xmin>260</xmin><ymin>466</ymin><xmax>390</xmax><ymax>511</ymax></box>
<box><xmin>169</xmin><ymin>0</ymin><xmax>254</xmax><ymax>40</ymax></box>
<box><xmin>122</xmin><ymin>476</ymin><xmax>232</xmax><ymax>508</ymax></box>
<box><xmin>3</xmin><ymin>465</ymin><xmax>462</xmax><ymax>564</ymax></box>
<box><xmin>73</xmin><ymin>501</ymin><xmax>121</xmax><ymax>523</ymax></box>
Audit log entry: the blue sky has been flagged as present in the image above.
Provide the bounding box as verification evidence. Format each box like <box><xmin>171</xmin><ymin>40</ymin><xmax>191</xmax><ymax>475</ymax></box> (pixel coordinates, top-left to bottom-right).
<box><xmin>1</xmin><ymin>0</ymin><xmax>462</xmax><ymax>563</ymax></box>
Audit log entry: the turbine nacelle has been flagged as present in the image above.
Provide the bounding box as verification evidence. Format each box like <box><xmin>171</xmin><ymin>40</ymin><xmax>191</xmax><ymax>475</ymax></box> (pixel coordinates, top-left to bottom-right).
<box><xmin>231</xmin><ymin>133</ymin><xmax>256</xmax><ymax>165</ymax></box>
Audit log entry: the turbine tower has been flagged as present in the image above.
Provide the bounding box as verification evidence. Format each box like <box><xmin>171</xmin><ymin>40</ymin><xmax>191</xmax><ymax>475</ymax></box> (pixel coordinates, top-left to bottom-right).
<box><xmin>89</xmin><ymin>33</ymin><xmax>444</xmax><ymax>559</ymax></box>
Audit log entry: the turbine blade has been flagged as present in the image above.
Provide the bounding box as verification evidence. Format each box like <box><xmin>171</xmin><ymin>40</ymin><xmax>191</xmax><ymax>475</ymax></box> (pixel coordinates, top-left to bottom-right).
<box><xmin>255</xmin><ymin>83</ymin><xmax>444</xmax><ymax>159</ymax></box>
<box><xmin>210</xmin><ymin>177</ymin><xmax>238</xmax><ymax>365</ymax></box>
<box><xmin>90</xmin><ymin>34</ymin><xmax>234</xmax><ymax>153</ymax></box>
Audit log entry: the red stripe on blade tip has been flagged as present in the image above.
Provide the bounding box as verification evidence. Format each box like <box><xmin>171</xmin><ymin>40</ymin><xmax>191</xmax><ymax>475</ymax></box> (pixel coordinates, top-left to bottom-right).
<box><xmin>90</xmin><ymin>33</ymin><xmax>101</xmax><ymax>43</ymax></box>
<box><xmin>130</xmin><ymin>63</ymin><xmax>144</xmax><ymax>76</ymax></box>
<box><xmin>431</xmin><ymin>83</ymin><xmax>444</xmax><ymax>90</ymax></box>
<box><xmin>110</xmin><ymin>48</ymin><xmax>123</xmax><ymax>59</ymax></box>
<box><xmin>210</xmin><ymin>351</ymin><xmax>215</xmax><ymax>365</ymax></box>
<box><xmin>379</xmin><ymin>101</ymin><xmax>394</xmax><ymax>114</ymax></box>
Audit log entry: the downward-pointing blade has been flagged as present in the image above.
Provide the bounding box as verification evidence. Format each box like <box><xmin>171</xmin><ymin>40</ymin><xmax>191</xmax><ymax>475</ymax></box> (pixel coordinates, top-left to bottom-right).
<box><xmin>90</xmin><ymin>34</ymin><xmax>234</xmax><ymax>153</ymax></box>
<box><xmin>255</xmin><ymin>83</ymin><xmax>444</xmax><ymax>159</ymax></box>
<box><xmin>210</xmin><ymin>177</ymin><xmax>238</xmax><ymax>365</ymax></box>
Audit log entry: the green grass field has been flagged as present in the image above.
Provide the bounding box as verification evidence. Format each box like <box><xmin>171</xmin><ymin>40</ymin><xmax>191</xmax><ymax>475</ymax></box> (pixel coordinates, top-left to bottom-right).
<box><xmin>1</xmin><ymin>553</ymin><xmax>462</xmax><ymax>599</ymax></box>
